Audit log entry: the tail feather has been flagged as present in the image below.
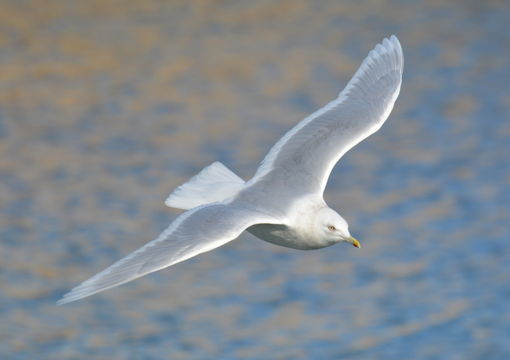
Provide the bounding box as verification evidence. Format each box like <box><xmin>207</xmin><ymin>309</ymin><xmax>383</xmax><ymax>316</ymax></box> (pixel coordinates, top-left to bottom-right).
<box><xmin>165</xmin><ymin>162</ymin><xmax>245</xmax><ymax>210</ymax></box>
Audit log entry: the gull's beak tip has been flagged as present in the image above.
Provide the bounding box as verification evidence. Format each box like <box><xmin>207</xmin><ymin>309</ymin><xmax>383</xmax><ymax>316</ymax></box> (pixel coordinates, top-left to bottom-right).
<box><xmin>349</xmin><ymin>237</ymin><xmax>361</xmax><ymax>249</ymax></box>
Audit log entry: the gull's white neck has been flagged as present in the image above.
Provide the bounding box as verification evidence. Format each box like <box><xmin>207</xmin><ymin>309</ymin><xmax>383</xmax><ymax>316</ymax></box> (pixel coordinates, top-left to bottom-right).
<box><xmin>247</xmin><ymin>195</ymin><xmax>336</xmax><ymax>250</ymax></box>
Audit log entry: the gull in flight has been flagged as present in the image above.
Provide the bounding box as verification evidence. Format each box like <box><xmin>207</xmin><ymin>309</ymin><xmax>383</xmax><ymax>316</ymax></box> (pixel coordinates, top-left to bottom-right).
<box><xmin>58</xmin><ymin>35</ymin><xmax>403</xmax><ymax>305</ymax></box>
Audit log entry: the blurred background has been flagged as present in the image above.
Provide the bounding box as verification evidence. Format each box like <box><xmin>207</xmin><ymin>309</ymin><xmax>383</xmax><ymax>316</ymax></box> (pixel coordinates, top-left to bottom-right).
<box><xmin>1</xmin><ymin>0</ymin><xmax>509</xmax><ymax>359</ymax></box>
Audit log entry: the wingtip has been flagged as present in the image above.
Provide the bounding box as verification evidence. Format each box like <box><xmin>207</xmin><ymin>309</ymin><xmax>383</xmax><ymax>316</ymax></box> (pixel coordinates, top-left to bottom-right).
<box><xmin>56</xmin><ymin>298</ymin><xmax>68</xmax><ymax>306</ymax></box>
<box><xmin>386</xmin><ymin>35</ymin><xmax>403</xmax><ymax>55</ymax></box>
<box><xmin>378</xmin><ymin>34</ymin><xmax>404</xmax><ymax>71</ymax></box>
<box><xmin>382</xmin><ymin>34</ymin><xmax>402</xmax><ymax>50</ymax></box>
<box><xmin>367</xmin><ymin>35</ymin><xmax>402</xmax><ymax>59</ymax></box>
<box><xmin>56</xmin><ymin>284</ymin><xmax>101</xmax><ymax>305</ymax></box>
<box><xmin>56</xmin><ymin>289</ymin><xmax>83</xmax><ymax>306</ymax></box>
<box><xmin>56</xmin><ymin>293</ymin><xmax>73</xmax><ymax>306</ymax></box>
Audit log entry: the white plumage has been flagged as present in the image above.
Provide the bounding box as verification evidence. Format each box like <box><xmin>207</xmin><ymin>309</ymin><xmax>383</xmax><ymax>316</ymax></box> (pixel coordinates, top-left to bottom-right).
<box><xmin>58</xmin><ymin>36</ymin><xmax>403</xmax><ymax>305</ymax></box>
<box><xmin>165</xmin><ymin>161</ymin><xmax>245</xmax><ymax>210</ymax></box>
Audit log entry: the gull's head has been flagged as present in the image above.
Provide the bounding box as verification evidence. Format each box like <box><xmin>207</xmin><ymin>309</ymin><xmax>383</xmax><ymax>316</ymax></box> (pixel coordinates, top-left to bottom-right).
<box><xmin>317</xmin><ymin>207</ymin><xmax>360</xmax><ymax>248</ymax></box>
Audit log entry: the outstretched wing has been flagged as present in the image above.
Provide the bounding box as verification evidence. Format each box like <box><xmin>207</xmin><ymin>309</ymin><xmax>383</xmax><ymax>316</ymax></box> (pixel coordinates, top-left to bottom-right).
<box><xmin>248</xmin><ymin>35</ymin><xmax>403</xmax><ymax>196</ymax></box>
<box><xmin>57</xmin><ymin>203</ymin><xmax>278</xmax><ymax>305</ymax></box>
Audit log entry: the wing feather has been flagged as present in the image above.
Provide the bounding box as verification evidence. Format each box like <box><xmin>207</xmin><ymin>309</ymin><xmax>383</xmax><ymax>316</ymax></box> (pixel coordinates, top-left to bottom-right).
<box><xmin>248</xmin><ymin>35</ymin><xmax>403</xmax><ymax>195</ymax></box>
<box><xmin>57</xmin><ymin>203</ymin><xmax>277</xmax><ymax>304</ymax></box>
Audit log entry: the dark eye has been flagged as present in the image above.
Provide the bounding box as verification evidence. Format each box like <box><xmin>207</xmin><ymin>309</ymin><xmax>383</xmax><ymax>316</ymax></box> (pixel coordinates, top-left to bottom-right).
<box><xmin>328</xmin><ymin>225</ymin><xmax>336</xmax><ymax>231</ymax></box>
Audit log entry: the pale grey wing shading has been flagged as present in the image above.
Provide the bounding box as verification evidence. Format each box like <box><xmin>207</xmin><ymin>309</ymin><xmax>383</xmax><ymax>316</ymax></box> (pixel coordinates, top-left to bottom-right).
<box><xmin>249</xmin><ymin>35</ymin><xmax>403</xmax><ymax>196</ymax></box>
<box><xmin>57</xmin><ymin>203</ymin><xmax>278</xmax><ymax>305</ymax></box>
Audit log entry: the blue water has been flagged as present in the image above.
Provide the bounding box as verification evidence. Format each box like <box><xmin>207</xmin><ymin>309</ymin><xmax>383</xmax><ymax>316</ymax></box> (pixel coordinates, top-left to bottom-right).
<box><xmin>1</xmin><ymin>0</ymin><xmax>509</xmax><ymax>359</ymax></box>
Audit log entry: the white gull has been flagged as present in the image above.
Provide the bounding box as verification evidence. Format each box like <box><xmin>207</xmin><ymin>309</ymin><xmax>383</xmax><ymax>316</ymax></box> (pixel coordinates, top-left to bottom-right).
<box><xmin>58</xmin><ymin>35</ymin><xmax>403</xmax><ymax>305</ymax></box>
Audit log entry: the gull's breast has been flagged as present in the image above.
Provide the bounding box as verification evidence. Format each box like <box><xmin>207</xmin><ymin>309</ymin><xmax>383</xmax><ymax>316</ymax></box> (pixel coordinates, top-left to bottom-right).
<box><xmin>247</xmin><ymin>223</ymin><xmax>329</xmax><ymax>250</ymax></box>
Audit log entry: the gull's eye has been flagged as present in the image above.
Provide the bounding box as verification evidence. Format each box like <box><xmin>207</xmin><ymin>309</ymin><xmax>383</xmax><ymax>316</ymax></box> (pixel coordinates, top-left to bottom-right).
<box><xmin>327</xmin><ymin>225</ymin><xmax>336</xmax><ymax>231</ymax></box>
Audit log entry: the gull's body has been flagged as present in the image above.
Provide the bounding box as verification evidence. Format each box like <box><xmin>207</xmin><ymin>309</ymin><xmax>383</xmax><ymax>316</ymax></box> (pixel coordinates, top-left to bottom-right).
<box><xmin>58</xmin><ymin>36</ymin><xmax>403</xmax><ymax>305</ymax></box>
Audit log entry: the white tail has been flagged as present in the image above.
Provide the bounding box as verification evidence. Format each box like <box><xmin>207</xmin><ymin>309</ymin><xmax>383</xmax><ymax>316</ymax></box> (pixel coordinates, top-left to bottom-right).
<box><xmin>165</xmin><ymin>162</ymin><xmax>245</xmax><ymax>210</ymax></box>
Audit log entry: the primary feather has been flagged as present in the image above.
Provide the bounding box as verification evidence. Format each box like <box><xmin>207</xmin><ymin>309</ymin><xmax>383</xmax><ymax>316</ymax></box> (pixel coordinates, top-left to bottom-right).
<box><xmin>248</xmin><ymin>35</ymin><xmax>403</xmax><ymax>196</ymax></box>
<box><xmin>57</xmin><ymin>204</ymin><xmax>278</xmax><ymax>305</ymax></box>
